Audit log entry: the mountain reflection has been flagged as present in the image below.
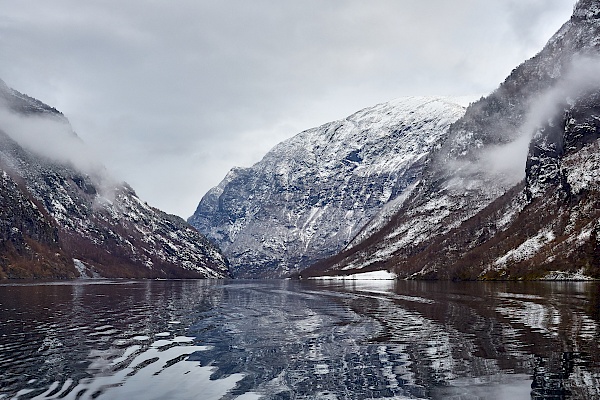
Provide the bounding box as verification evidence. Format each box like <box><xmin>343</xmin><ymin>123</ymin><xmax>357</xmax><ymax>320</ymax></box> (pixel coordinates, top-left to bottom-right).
<box><xmin>0</xmin><ymin>280</ymin><xmax>598</xmax><ymax>399</ymax></box>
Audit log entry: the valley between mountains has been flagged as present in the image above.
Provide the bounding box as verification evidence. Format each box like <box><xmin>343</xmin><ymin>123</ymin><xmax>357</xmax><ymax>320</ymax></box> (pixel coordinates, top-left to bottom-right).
<box><xmin>2</xmin><ymin>0</ymin><xmax>600</xmax><ymax>281</ymax></box>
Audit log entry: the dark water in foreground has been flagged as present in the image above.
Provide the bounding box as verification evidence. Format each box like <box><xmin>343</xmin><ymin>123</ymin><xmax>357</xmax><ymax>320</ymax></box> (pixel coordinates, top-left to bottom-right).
<box><xmin>0</xmin><ymin>280</ymin><xmax>599</xmax><ymax>400</ymax></box>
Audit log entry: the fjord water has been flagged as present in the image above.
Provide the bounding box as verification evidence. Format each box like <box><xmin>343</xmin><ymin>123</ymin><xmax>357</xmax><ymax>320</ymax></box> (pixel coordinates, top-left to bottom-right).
<box><xmin>0</xmin><ymin>280</ymin><xmax>598</xmax><ymax>400</ymax></box>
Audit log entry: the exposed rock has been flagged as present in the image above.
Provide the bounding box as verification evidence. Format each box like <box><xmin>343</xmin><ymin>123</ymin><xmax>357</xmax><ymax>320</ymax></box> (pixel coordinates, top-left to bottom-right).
<box><xmin>0</xmin><ymin>80</ymin><xmax>230</xmax><ymax>279</ymax></box>
<box><xmin>189</xmin><ymin>98</ymin><xmax>465</xmax><ymax>277</ymax></box>
<box><xmin>302</xmin><ymin>0</ymin><xmax>600</xmax><ymax>280</ymax></box>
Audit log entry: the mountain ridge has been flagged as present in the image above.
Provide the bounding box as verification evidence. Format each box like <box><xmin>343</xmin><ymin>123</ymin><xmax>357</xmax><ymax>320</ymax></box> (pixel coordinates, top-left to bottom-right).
<box><xmin>0</xmin><ymin>80</ymin><xmax>231</xmax><ymax>279</ymax></box>
<box><xmin>189</xmin><ymin>97</ymin><xmax>466</xmax><ymax>278</ymax></box>
<box><xmin>301</xmin><ymin>0</ymin><xmax>600</xmax><ymax>280</ymax></box>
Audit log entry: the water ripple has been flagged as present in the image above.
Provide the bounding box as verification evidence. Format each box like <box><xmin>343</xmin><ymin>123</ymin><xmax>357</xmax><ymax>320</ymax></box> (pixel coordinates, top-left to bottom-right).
<box><xmin>0</xmin><ymin>280</ymin><xmax>599</xmax><ymax>399</ymax></box>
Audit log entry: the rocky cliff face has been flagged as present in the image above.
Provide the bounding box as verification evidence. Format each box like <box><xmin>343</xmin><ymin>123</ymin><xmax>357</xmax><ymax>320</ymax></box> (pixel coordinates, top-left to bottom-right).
<box><xmin>0</xmin><ymin>80</ymin><xmax>230</xmax><ymax>279</ymax></box>
<box><xmin>189</xmin><ymin>98</ymin><xmax>465</xmax><ymax>277</ymax></box>
<box><xmin>302</xmin><ymin>0</ymin><xmax>600</xmax><ymax>280</ymax></box>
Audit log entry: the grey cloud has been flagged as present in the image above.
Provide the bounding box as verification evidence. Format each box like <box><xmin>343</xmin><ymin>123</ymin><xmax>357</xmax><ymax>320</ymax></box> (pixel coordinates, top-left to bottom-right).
<box><xmin>504</xmin><ymin>0</ymin><xmax>574</xmax><ymax>51</ymax></box>
<box><xmin>0</xmin><ymin>0</ymin><xmax>576</xmax><ymax>217</ymax></box>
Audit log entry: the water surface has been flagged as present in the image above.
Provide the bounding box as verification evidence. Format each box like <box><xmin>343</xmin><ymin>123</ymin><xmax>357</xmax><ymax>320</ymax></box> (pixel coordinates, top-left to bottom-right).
<box><xmin>0</xmin><ymin>279</ymin><xmax>598</xmax><ymax>399</ymax></box>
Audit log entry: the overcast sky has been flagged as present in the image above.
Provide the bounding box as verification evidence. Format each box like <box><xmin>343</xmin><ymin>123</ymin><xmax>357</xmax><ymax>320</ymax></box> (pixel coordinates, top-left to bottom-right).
<box><xmin>0</xmin><ymin>0</ymin><xmax>576</xmax><ymax>218</ymax></box>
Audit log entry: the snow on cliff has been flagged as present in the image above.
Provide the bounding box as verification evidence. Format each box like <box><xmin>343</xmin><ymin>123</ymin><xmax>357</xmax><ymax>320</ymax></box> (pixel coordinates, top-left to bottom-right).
<box><xmin>190</xmin><ymin>97</ymin><xmax>465</xmax><ymax>277</ymax></box>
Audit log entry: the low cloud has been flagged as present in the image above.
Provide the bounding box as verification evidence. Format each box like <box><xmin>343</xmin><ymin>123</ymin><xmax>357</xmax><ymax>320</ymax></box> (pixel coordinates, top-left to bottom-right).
<box><xmin>477</xmin><ymin>55</ymin><xmax>600</xmax><ymax>185</ymax></box>
<box><xmin>523</xmin><ymin>55</ymin><xmax>600</xmax><ymax>135</ymax></box>
<box><xmin>0</xmin><ymin>108</ymin><xmax>118</xmax><ymax>198</ymax></box>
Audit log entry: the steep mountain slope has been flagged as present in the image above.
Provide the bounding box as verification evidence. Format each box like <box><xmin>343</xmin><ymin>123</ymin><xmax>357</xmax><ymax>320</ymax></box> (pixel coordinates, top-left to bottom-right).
<box><xmin>303</xmin><ymin>0</ymin><xmax>600</xmax><ymax>280</ymax></box>
<box><xmin>0</xmin><ymin>80</ymin><xmax>230</xmax><ymax>279</ymax></box>
<box><xmin>189</xmin><ymin>98</ymin><xmax>465</xmax><ymax>277</ymax></box>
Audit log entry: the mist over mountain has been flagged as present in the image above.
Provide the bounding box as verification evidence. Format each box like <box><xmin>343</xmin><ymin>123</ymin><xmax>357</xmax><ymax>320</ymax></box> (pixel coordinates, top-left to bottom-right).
<box><xmin>302</xmin><ymin>0</ymin><xmax>600</xmax><ymax>280</ymax></box>
<box><xmin>5</xmin><ymin>2</ymin><xmax>598</xmax><ymax>281</ymax></box>
<box><xmin>190</xmin><ymin>0</ymin><xmax>600</xmax><ymax>280</ymax></box>
<box><xmin>0</xmin><ymin>80</ymin><xmax>230</xmax><ymax>279</ymax></box>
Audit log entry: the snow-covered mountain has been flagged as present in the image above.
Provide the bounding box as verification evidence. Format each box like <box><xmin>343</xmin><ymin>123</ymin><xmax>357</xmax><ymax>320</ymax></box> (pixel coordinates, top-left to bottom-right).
<box><xmin>189</xmin><ymin>98</ymin><xmax>465</xmax><ymax>277</ymax></box>
<box><xmin>0</xmin><ymin>80</ymin><xmax>230</xmax><ymax>279</ymax></box>
<box><xmin>303</xmin><ymin>0</ymin><xmax>600</xmax><ymax>280</ymax></box>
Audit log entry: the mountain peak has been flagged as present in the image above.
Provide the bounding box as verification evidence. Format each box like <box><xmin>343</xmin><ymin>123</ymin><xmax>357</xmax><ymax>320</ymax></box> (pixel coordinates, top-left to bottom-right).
<box><xmin>190</xmin><ymin>97</ymin><xmax>466</xmax><ymax>278</ymax></box>
<box><xmin>299</xmin><ymin>0</ymin><xmax>600</xmax><ymax>281</ymax></box>
<box><xmin>573</xmin><ymin>0</ymin><xmax>600</xmax><ymax>21</ymax></box>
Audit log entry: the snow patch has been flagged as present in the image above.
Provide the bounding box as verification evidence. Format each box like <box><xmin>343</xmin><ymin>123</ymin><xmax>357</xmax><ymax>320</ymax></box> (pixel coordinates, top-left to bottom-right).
<box><xmin>73</xmin><ymin>258</ymin><xmax>101</xmax><ymax>279</ymax></box>
<box><xmin>541</xmin><ymin>269</ymin><xmax>595</xmax><ymax>281</ymax></box>
<box><xmin>494</xmin><ymin>230</ymin><xmax>556</xmax><ymax>267</ymax></box>
<box><xmin>565</xmin><ymin>139</ymin><xmax>600</xmax><ymax>194</ymax></box>
<box><xmin>310</xmin><ymin>270</ymin><xmax>396</xmax><ymax>280</ymax></box>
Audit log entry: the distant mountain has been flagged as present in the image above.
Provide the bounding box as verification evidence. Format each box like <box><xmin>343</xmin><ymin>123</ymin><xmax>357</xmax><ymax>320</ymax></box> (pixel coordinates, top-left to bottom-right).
<box><xmin>0</xmin><ymin>80</ymin><xmax>230</xmax><ymax>279</ymax></box>
<box><xmin>302</xmin><ymin>0</ymin><xmax>600</xmax><ymax>280</ymax></box>
<box><xmin>189</xmin><ymin>98</ymin><xmax>465</xmax><ymax>277</ymax></box>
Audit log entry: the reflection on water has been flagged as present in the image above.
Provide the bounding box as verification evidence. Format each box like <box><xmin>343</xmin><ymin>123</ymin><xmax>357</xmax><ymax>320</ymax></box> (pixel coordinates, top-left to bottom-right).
<box><xmin>0</xmin><ymin>279</ymin><xmax>598</xmax><ymax>399</ymax></box>
<box><xmin>0</xmin><ymin>280</ymin><xmax>246</xmax><ymax>400</ymax></box>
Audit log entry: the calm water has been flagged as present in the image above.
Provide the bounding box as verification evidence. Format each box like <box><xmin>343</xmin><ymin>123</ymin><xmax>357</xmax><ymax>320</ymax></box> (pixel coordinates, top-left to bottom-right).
<box><xmin>0</xmin><ymin>279</ymin><xmax>598</xmax><ymax>400</ymax></box>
